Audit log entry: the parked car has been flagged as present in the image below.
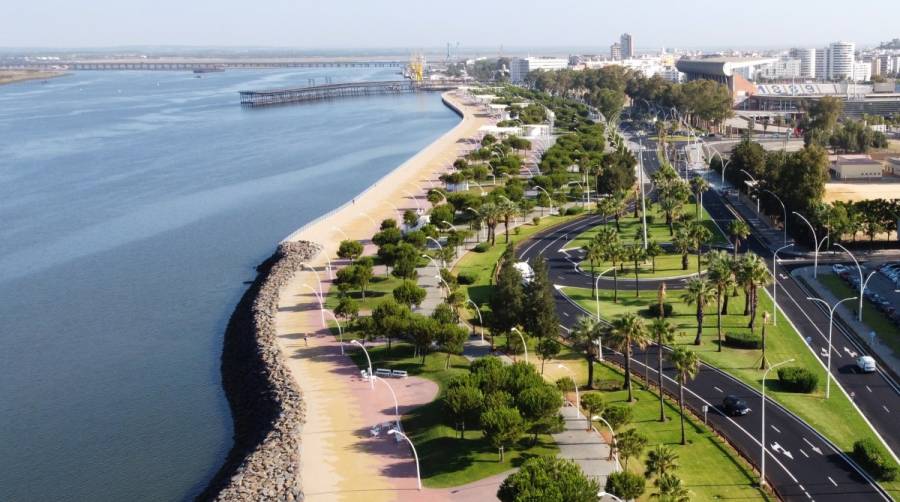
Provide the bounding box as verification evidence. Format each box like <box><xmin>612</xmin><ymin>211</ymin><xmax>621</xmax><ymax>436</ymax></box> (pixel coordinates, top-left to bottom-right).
<box><xmin>832</xmin><ymin>264</ymin><xmax>847</xmax><ymax>274</ymax></box>
<box><xmin>856</xmin><ymin>356</ymin><xmax>877</xmax><ymax>373</ymax></box>
<box><xmin>722</xmin><ymin>395</ymin><xmax>751</xmax><ymax>416</ymax></box>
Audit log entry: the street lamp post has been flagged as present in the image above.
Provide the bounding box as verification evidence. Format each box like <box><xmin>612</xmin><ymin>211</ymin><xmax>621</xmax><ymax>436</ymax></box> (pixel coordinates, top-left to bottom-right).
<box><xmin>739</xmin><ymin>169</ymin><xmax>760</xmax><ymax>213</ymax></box>
<box><xmin>594</xmin><ymin>268</ymin><xmax>614</xmax><ymax>361</ymax></box>
<box><xmin>350</xmin><ymin>339</ymin><xmax>374</xmax><ymax>390</ymax></box>
<box><xmin>557</xmin><ymin>363</ymin><xmax>580</xmax><ymax>410</ymax></box>
<box><xmin>436</xmin><ymin>275</ymin><xmax>452</xmax><ymax>300</ymax></box>
<box><xmin>762</xmin><ymin>189</ymin><xmax>788</xmax><ymax>246</ymax></box>
<box><xmin>835</xmin><ymin>243</ymin><xmax>877</xmax><ymax>323</ymax></box>
<box><xmin>511</xmin><ymin>327</ymin><xmax>528</xmax><ymax>363</ymax></box>
<box><xmin>760</xmin><ymin>358</ymin><xmax>795</xmax><ymax>487</ymax></box>
<box><xmin>771</xmin><ymin>244</ymin><xmax>792</xmax><ymax>327</ymax></box>
<box><xmin>531</xmin><ymin>186</ymin><xmax>555</xmax><ymax>216</ymax></box>
<box><xmin>638</xmin><ymin>139</ymin><xmax>648</xmax><ymax>248</ymax></box>
<box><xmin>465</xmin><ymin>207</ymin><xmax>482</xmax><ymax>242</ymax></box>
<box><xmin>467</xmin><ymin>298</ymin><xmax>484</xmax><ymax>342</ymax></box>
<box><xmin>426</xmin><ymin>236</ymin><xmax>445</xmax><ymax>267</ymax></box>
<box><xmin>324</xmin><ymin>309</ymin><xmax>344</xmax><ymax>355</ymax></box>
<box><xmin>793</xmin><ymin>211</ymin><xmax>827</xmax><ymax>279</ymax></box>
<box><xmin>387</xmin><ymin>429</ymin><xmax>422</xmax><ymax>490</ymax></box>
<box><xmin>807</xmin><ymin>296</ymin><xmax>857</xmax><ymax>399</ymax></box>
<box><xmin>373</xmin><ymin>375</ymin><xmax>401</xmax><ymax>430</ymax></box>
<box><xmin>302</xmin><ymin>283</ymin><xmax>326</xmax><ymax>328</ymax></box>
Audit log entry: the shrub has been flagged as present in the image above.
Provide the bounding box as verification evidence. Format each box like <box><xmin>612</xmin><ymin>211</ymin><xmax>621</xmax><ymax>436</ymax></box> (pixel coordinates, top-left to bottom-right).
<box><xmin>605</xmin><ymin>471</ymin><xmax>646</xmax><ymax>500</ymax></box>
<box><xmin>565</xmin><ymin>206</ymin><xmax>584</xmax><ymax>216</ymax></box>
<box><xmin>646</xmin><ymin>302</ymin><xmax>674</xmax><ymax>318</ymax></box>
<box><xmin>595</xmin><ymin>379</ymin><xmax>622</xmax><ymax>392</ymax></box>
<box><xmin>853</xmin><ymin>439</ymin><xmax>898</xmax><ymax>481</ymax></box>
<box><xmin>533</xmin><ymin>216</ymin><xmax>541</xmax><ymax>225</ymax></box>
<box><xmin>777</xmin><ymin>366</ymin><xmax>818</xmax><ymax>393</ymax></box>
<box><xmin>474</xmin><ymin>242</ymin><xmax>491</xmax><ymax>253</ymax></box>
<box><xmin>724</xmin><ymin>331</ymin><xmax>762</xmax><ymax>349</ymax></box>
<box><xmin>457</xmin><ymin>271</ymin><xmax>478</xmax><ymax>285</ymax></box>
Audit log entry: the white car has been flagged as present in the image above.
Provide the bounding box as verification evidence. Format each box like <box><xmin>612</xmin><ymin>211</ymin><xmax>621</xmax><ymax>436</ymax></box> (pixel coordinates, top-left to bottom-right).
<box><xmin>856</xmin><ymin>356</ymin><xmax>877</xmax><ymax>373</ymax></box>
<box><xmin>832</xmin><ymin>264</ymin><xmax>847</xmax><ymax>274</ymax></box>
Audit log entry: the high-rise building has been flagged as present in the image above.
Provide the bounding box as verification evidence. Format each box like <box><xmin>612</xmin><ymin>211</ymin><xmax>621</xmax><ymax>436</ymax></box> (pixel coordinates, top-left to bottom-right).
<box><xmin>509</xmin><ymin>56</ymin><xmax>569</xmax><ymax>83</ymax></box>
<box><xmin>815</xmin><ymin>48</ymin><xmax>827</xmax><ymax>79</ymax></box>
<box><xmin>610</xmin><ymin>43</ymin><xmax>622</xmax><ymax>61</ymax></box>
<box><xmin>790</xmin><ymin>48</ymin><xmax>816</xmax><ymax>78</ymax></box>
<box><xmin>827</xmin><ymin>41</ymin><xmax>855</xmax><ymax>80</ymax></box>
<box><xmin>853</xmin><ymin>61</ymin><xmax>871</xmax><ymax>82</ymax></box>
<box><xmin>620</xmin><ymin>33</ymin><xmax>634</xmax><ymax>59</ymax></box>
<box><xmin>758</xmin><ymin>57</ymin><xmax>802</xmax><ymax>80</ymax></box>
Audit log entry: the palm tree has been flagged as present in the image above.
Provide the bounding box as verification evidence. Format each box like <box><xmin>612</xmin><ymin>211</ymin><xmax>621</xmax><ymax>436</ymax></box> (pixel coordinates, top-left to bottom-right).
<box><xmin>689</xmin><ymin>176</ymin><xmax>710</xmax><ymax>219</ymax></box>
<box><xmin>728</xmin><ymin>220</ymin><xmax>750</xmax><ymax>258</ymax></box>
<box><xmin>684</xmin><ymin>277</ymin><xmax>713</xmax><ymax>345</ymax></box>
<box><xmin>628</xmin><ymin>245</ymin><xmax>647</xmax><ymax>297</ymax></box>
<box><xmin>481</xmin><ymin>202</ymin><xmax>500</xmax><ymax>246</ymax></box>
<box><xmin>670</xmin><ymin>347</ymin><xmax>700</xmax><ymax>445</ymax></box>
<box><xmin>585</xmin><ymin>240</ymin><xmax>604</xmax><ymax>297</ymax></box>
<box><xmin>673</xmin><ymin>227</ymin><xmax>692</xmax><ymax>271</ymax></box>
<box><xmin>653</xmin><ymin>473</ymin><xmax>691</xmax><ymax>502</ymax></box>
<box><xmin>608</xmin><ymin>313</ymin><xmax>650</xmax><ymax>402</ymax></box>
<box><xmin>611</xmin><ymin>190</ymin><xmax>628</xmax><ymax>231</ymax></box>
<box><xmin>572</xmin><ymin>316</ymin><xmax>602</xmax><ymax>389</ymax></box>
<box><xmin>605</xmin><ymin>241</ymin><xmax>624</xmax><ymax>304</ymax></box>
<box><xmin>742</xmin><ymin>254</ymin><xmax>770</xmax><ymax>333</ymax></box>
<box><xmin>649</xmin><ymin>318</ymin><xmax>676</xmax><ymax>421</ymax></box>
<box><xmin>498</xmin><ymin>199</ymin><xmax>519</xmax><ymax>243</ymax></box>
<box><xmin>645</xmin><ymin>444</ymin><xmax>679</xmax><ymax>483</ymax></box>
<box><xmin>646</xmin><ymin>240</ymin><xmax>663</xmax><ymax>273</ymax></box>
<box><xmin>597</xmin><ymin>198</ymin><xmax>616</xmax><ymax>227</ymax></box>
<box><xmin>686</xmin><ymin>220</ymin><xmax>712</xmax><ymax>275</ymax></box>
<box><xmin>760</xmin><ymin>311</ymin><xmax>772</xmax><ymax>369</ymax></box>
<box><xmin>706</xmin><ymin>251</ymin><xmax>735</xmax><ymax>351</ymax></box>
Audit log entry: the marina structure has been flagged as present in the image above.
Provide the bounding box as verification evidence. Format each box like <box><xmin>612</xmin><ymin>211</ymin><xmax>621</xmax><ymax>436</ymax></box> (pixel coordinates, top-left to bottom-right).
<box><xmin>238</xmin><ymin>79</ymin><xmax>459</xmax><ymax>106</ymax></box>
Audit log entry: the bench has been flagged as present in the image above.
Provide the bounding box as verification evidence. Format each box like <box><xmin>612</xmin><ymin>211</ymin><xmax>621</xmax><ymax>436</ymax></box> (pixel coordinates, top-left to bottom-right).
<box><xmin>375</xmin><ymin>368</ymin><xmax>393</xmax><ymax>377</ymax></box>
<box><xmin>391</xmin><ymin>369</ymin><xmax>408</xmax><ymax>378</ymax></box>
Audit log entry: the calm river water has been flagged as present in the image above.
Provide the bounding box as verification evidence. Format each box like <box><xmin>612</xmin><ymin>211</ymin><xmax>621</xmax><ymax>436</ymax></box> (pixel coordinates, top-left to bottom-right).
<box><xmin>0</xmin><ymin>68</ymin><xmax>458</xmax><ymax>501</ymax></box>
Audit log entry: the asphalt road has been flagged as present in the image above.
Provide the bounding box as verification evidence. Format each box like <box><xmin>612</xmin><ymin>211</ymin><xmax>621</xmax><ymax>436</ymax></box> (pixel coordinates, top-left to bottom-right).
<box><xmin>513</xmin><ymin>140</ymin><xmax>896</xmax><ymax>500</ymax></box>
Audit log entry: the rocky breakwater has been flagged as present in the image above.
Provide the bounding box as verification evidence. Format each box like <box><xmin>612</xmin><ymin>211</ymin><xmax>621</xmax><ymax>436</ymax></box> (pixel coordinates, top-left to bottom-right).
<box><xmin>199</xmin><ymin>240</ymin><xmax>322</xmax><ymax>502</ymax></box>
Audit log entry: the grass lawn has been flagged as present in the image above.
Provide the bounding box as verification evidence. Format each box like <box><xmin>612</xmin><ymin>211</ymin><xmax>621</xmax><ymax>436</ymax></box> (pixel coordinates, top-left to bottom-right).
<box><xmin>818</xmin><ymin>272</ymin><xmax>900</xmax><ymax>357</ymax></box>
<box><xmin>343</xmin><ymin>341</ymin><xmax>559</xmax><ymax>488</ymax></box>
<box><xmin>324</xmin><ymin>274</ymin><xmax>405</xmax><ymax>313</ymax></box>
<box><xmin>567</xmin><ymin>203</ymin><xmax>729</xmax><ymax>248</ymax></box>
<box><xmin>582</xmin><ymin>363</ymin><xmax>770</xmax><ymax>502</ymax></box>
<box><xmin>561</xmin><ymin>285</ymin><xmax>900</xmax><ymax>495</ymax></box>
<box><xmin>581</xmin><ymin>252</ymin><xmax>704</xmax><ymax>280</ymax></box>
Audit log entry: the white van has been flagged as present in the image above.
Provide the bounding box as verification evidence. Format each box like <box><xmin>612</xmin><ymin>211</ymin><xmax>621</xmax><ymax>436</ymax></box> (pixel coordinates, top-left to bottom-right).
<box><xmin>513</xmin><ymin>262</ymin><xmax>534</xmax><ymax>284</ymax></box>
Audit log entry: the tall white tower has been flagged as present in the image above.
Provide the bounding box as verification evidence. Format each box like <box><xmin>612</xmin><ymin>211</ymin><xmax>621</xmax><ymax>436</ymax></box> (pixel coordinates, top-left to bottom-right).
<box><xmin>828</xmin><ymin>41</ymin><xmax>855</xmax><ymax>80</ymax></box>
<box><xmin>790</xmin><ymin>48</ymin><xmax>816</xmax><ymax>79</ymax></box>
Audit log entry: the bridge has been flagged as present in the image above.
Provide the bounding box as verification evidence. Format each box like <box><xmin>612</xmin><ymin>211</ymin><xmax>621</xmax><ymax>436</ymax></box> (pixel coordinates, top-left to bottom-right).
<box><xmin>238</xmin><ymin>80</ymin><xmax>460</xmax><ymax>107</ymax></box>
<box><xmin>0</xmin><ymin>60</ymin><xmax>405</xmax><ymax>71</ymax></box>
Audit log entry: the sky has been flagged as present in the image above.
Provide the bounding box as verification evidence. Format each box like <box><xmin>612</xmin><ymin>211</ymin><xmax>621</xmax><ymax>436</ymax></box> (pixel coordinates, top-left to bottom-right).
<box><xmin>4</xmin><ymin>0</ymin><xmax>898</xmax><ymax>50</ymax></box>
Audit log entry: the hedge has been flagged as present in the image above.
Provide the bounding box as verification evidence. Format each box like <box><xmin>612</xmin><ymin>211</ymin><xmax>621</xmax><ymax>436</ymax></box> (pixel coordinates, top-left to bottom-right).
<box><xmin>853</xmin><ymin>438</ymin><xmax>898</xmax><ymax>481</ymax></box>
<box><xmin>473</xmin><ymin>242</ymin><xmax>491</xmax><ymax>253</ymax></box>
<box><xmin>565</xmin><ymin>207</ymin><xmax>585</xmax><ymax>216</ymax></box>
<box><xmin>723</xmin><ymin>332</ymin><xmax>762</xmax><ymax>349</ymax></box>
<box><xmin>457</xmin><ymin>271</ymin><xmax>478</xmax><ymax>285</ymax></box>
<box><xmin>646</xmin><ymin>303</ymin><xmax>674</xmax><ymax>318</ymax></box>
<box><xmin>776</xmin><ymin>366</ymin><xmax>818</xmax><ymax>393</ymax></box>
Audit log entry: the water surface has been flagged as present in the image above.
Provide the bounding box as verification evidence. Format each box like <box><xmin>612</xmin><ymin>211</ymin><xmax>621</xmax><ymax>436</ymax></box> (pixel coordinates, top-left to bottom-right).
<box><xmin>0</xmin><ymin>68</ymin><xmax>458</xmax><ymax>501</ymax></box>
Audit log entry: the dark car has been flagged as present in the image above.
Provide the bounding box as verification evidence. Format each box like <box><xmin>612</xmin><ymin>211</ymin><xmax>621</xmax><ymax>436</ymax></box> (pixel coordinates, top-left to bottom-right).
<box><xmin>722</xmin><ymin>395</ymin><xmax>751</xmax><ymax>416</ymax></box>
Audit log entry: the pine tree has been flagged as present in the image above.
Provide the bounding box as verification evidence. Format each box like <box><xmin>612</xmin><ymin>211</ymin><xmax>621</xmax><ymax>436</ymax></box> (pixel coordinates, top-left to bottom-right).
<box><xmin>490</xmin><ymin>246</ymin><xmax>524</xmax><ymax>336</ymax></box>
<box><xmin>524</xmin><ymin>256</ymin><xmax>559</xmax><ymax>341</ymax></box>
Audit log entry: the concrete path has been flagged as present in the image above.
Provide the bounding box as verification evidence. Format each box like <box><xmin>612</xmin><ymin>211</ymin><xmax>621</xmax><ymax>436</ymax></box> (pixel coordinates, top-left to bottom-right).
<box><xmin>553</xmin><ymin>402</ymin><xmax>619</xmax><ymax>490</ymax></box>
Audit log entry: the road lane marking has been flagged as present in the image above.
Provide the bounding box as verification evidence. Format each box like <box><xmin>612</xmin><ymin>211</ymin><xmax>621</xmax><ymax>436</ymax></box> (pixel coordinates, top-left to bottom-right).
<box><xmin>771</xmin><ymin>425</ymin><xmax>781</xmax><ymax>433</ymax></box>
<box><xmin>828</xmin><ymin>476</ymin><xmax>838</xmax><ymax>487</ymax></box>
<box><xmin>883</xmin><ymin>405</ymin><xmax>890</xmax><ymax>413</ymax></box>
<box><xmin>799</xmin><ymin>449</ymin><xmax>809</xmax><ymax>458</ymax></box>
<box><xmin>801</xmin><ymin>437</ymin><xmax>823</xmax><ymax>455</ymax></box>
<box><xmin>713</xmin><ymin>386</ymin><xmax>723</xmax><ymax>393</ymax></box>
<box><xmin>562</xmin><ymin>312</ymin><xmax>570</xmax><ymax>317</ymax></box>
<box><xmin>866</xmin><ymin>385</ymin><xmax>873</xmax><ymax>393</ymax></box>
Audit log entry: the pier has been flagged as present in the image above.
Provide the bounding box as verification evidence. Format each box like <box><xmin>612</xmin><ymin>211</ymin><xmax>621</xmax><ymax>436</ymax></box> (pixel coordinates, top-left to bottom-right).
<box><xmin>238</xmin><ymin>80</ymin><xmax>460</xmax><ymax>107</ymax></box>
<box><xmin>0</xmin><ymin>60</ymin><xmax>405</xmax><ymax>71</ymax></box>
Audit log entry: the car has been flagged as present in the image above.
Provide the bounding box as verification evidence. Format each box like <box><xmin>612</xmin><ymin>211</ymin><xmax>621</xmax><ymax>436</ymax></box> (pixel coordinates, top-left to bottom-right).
<box><xmin>722</xmin><ymin>395</ymin><xmax>751</xmax><ymax>416</ymax></box>
<box><xmin>832</xmin><ymin>264</ymin><xmax>847</xmax><ymax>274</ymax></box>
<box><xmin>856</xmin><ymin>356</ymin><xmax>877</xmax><ymax>373</ymax></box>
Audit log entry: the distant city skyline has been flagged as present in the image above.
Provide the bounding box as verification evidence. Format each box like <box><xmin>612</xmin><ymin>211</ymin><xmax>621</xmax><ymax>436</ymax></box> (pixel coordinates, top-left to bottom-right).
<box><xmin>5</xmin><ymin>0</ymin><xmax>897</xmax><ymax>50</ymax></box>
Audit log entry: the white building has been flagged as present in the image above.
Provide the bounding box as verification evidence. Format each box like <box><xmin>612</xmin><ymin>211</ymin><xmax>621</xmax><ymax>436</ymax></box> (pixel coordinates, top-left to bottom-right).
<box><xmin>509</xmin><ymin>57</ymin><xmax>569</xmax><ymax>83</ymax></box>
<box><xmin>853</xmin><ymin>61</ymin><xmax>872</xmax><ymax>82</ymax></box>
<box><xmin>758</xmin><ymin>58</ymin><xmax>802</xmax><ymax>80</ymax></box>
<box><xmin>827</xmin><ymin>41</ymin><xmax>855</xmax><ymax>80</ymax></box>
<box><xmin>815</xmin><ymin>48</ymin><xmax>828</xmax><ymax>79</ymax></box>
<box><xmin>620</xmin><ymin>33</ymin><xmax>634</xmax><ymax>59</ymax></box>
<box><xmin>610</xmin><ymin>43</ymin><xmax>622</xmax><ymax>61</ymax></box>
<box><xmin>790</xmin><ymin>48</ymin><xmax>816</xmax><ymax>78</ymax></box>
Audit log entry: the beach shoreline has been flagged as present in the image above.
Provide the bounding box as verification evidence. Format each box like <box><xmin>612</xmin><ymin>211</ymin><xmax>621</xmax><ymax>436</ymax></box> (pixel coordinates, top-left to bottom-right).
<box><xmin>0</xmin><ymin>70</ymin><xmax>67</xmax><ymax>86</ymax></box>
<box><xmin>203</xmin><ymin>89</ymin><xmax>490</xmax><ymax>501</ymax></box>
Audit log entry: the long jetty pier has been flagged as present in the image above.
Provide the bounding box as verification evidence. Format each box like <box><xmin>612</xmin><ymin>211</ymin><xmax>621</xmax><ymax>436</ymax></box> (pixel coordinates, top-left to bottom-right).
<box><xmin>238</xmin><ymin>80</ymin><xmax>459</xmax><ymax>107</ymax></box>
<box><xmin>1</xmin><ymin>60</ymin><xmax>405</xmax><ymax>71</ymax></box>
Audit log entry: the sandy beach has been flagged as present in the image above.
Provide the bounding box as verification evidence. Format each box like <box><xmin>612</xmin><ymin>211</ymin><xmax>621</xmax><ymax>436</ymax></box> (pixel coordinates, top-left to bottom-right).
<box><xmin>275</xmin><ymin>91</ymin><xmax>499</xmax><ymax>501</ymax></box>
<box><xmin>0</xmin><ymin>70</ymin><xmax>66</xmax><ymax>86</ymax></box>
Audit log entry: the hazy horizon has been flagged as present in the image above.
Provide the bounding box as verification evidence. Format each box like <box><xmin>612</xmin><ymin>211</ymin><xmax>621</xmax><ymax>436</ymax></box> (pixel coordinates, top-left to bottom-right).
<box><xmin>6</xmin><ymin>0</ymin><xmax>897</xmax><ymax>51</ymax></box>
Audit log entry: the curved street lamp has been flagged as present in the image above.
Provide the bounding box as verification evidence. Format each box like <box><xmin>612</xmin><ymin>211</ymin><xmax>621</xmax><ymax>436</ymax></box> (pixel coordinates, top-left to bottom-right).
<box><xmin>324</xmin><ymin>309</ymin><xmax>344</xmax><ymax>355</ymax></box>
<box><xmin>834</xmin><ymin>243</ymin><xmax>877</xmax><ymax>323</ymax></box>
<box><xmin>301</xmin><ymin>283</ymin><xmax>325</xmax><ymax>328</ymax></box>
<box><xmin>771</xmin><ymin>244</ymin><xmax>793</xmax><ymax>327</ymax></box>
<box><xmin>510</xmin><ymin>327</ymin><xmax>529</xmax><ymax>363</ymax></box>
<box><xmin>760</xmin><ymin>358</ymin><xmax>795</xmax><ymax>487</ymax></box>
<box><xmin>531</xmin><ymin>185</ymin><xmax>554</xmax><ymax>216</ymax></box>
<box><xmin>350</xmin><ymin>339</ymin><xmax>374</xmax><ymax>390</ymax></box>
<box><xmin>467</xmin><ymin>297</ymin><xmax>484</xmax><ymax>342</ymax></box>
<box><xmin>373</xmin><ymin>375</ymin><xmax>400</xmax><ymax>430</ymax></box>
<box><xmin>557</xmin><ymin>363</ymin><xmax>580</xmax><ymax>410</ymax></box>
<box><xmin>807</xmin><ymin>296</ymin><xmax>857</xmax><ymax>398</ymax></box>
<box><xmin>762</xmin><ymin>189</ymin><xmax>788</xmax><ymax>245</ymax></box>
<box><xmin>792</xmin><ymin>211</ymin><xmax>828</xmax><ymax>278</ymax></box>
<box><xmin>387</xmin><ymin>429</ymin><xmax>422</xmax><ymax>490</ymax></box>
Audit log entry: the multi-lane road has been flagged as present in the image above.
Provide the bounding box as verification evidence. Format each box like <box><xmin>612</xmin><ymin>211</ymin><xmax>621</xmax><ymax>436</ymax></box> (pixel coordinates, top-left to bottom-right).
<box><xmin>515</xmin><ymin>138</ymin><xmax>898</xmax><ymax>500</ymax></box>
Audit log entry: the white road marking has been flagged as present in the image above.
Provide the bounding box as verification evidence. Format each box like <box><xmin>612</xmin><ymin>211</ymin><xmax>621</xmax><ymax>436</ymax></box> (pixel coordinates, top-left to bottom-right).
<box><xmin>802</xmin><ymin>437</ymin><xmax>823</xmax><ymax>455</ymax></box>
<box><xmin>713</xmin><ymin>386</ymin><xmax>723</xmax><ymax>393</ymax></box>
<box><xmin>883</xmin><ymin>405</ymin><xmax>890</xmax><ymax>413</ymax></box>
<box><xmin>771</xmin><ymin>425</ymin><xmax>781</xmax><ymax>433</ymax></box>
<box><xmin>828</xmin><ymin>476</ymin><xmax>838</xmax><ymax>487</ymax></box>
<box><xmin>563</xmin><ymin>312</ymin><xmax>570</xmax><ymax>317</ymax></box>
<box><xmin>866</xmin><ymin>385</ymin><xmax>873</xmax><ymax>393</ymax></box>
<box><xmin>844</xmin><ymin>346</ymin><xmax>858</xmax><ymax>358</ymax></box>
<box><xmin>799</xmin><ymin>449</ymin><xmax>810</xmax><ymax>458</ymax></box>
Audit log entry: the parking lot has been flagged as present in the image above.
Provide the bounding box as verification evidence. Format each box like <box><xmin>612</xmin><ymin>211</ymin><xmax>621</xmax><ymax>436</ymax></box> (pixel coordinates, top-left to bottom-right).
<box><xmin>832</xmin><ymin>262</ymin><xmax>900</xmax><ymax>331</ymax></box>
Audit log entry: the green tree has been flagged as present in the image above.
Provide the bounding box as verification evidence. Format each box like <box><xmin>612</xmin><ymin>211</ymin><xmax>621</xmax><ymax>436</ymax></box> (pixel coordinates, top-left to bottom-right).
<box><xmin>517</xmin><ymin>385</ymin><xmax>564</xmax><ymax>443</ymax></box>
<box><xmin>608</xmin><ymin>313</ymin><xmax>650</xmax><ymax>401</ymax></box>
<box><xmin>481</xmin><ymin>406</ymin><xmax>524</xmax><ymax>461</ymax></box>
<box><xmin>490</xmin><ymin>247</ymin><xmax>525</xmax><ymax>337</ymax></box>
<box><xmin>524</xmin><ymin>256</ymin><xmax>560</xmax><ymax>340</ymax></box>
<box><xmin>617</xmin><ymin>429</ymin><xmax>648</xmax><ymax>470</ymax></box>
<box><xmin>706</xmin><ymin>251</ymin><xmax>736</xmax><ymax>351</ymax></box>
<box><xmin>646</xmin><ymin>240</ymin><xmax>663</xmax><ymax>273</ymax></box>
<box><xmin>728</xmin><ymin>219</ymin><xmax>750</xmax><ymax>259</ymax></box>
<box><xmin>436</xmin><ymin>323</ymin><xmax>468</xmax><ymax>369</ymax></box>
<box><xmin>684</xmin><ymin>277</ymin><xmax>713</xmax><ymax>345</ymax></box>
<box><xmin>585</xmin><ymin>240</ymin><xmax>605</xmax><ymax>297</ymax></box>
<box><xmin>741</xmin><ymin>254</ymin><xmax>770</xmax><ymax>333</ymax></box>
<box><xmin>336</xmin><ymin>239</ymin><xmax>363</xmax><ymax>262</ymax></box>
<box><xmin>686</xmin><ymin>220</ymin><xmax>712</xmax><ymax>274</ymax></box>
<box><xmin>408</xmin><ymin>314</ymin><xmax>438</xmax><ymax>363</ymax></box>
<box><xmin>670</xmin><ymin>347</ymin><xmax>700</xmax><ymax>445</ymax></box>
<box><xmin>371</xmin><ymin>298</ymin><xmax>411</xmax><ymax>350</ymax></box>
<box><xmin>334</xmin><ymin>294</ymin><xmax>359</xmax><ymax>323</ymax></box>
<box><xmin>497</xmin><ymin>456</ymin><xmax>600</xmax><ymax>502</ymax></box>
<box><xmin>605</xmin><ymin>471</ymin><xmax>646</xmax><ymax>501</ymax></box>
<box><xmin>605</xmin><ymin>240</ymin><xmax>625</xmax><ymax>303</ymax></box>
<box><xmin>628</xmin><ymin>245</ymin><xmax>647</xmax><ymax>297</ymax></box>
<box><xmin>580</xmin><ymin>392</ymin><xmax>606</xmax><ymax>432</ymax></box>
<box><xmin>649</xmin><ymin>318</ymin><xmax>676</xmax><ymax>421</ymax></box>
<box><xmin>536</xmin><ymin>337</ymin><xmax>561</xmax><ymax>374</ymax></box>
<box><xmin>444</xmin><ymin>382</ymin><xmax>483</xmax><ymax>438</ymax></box>
<box><xmin>391</xmin><ymin>242</ymin><xmax>420</xmax><ymax>279</ymax></box>
<box><xmin>689</xmin><ymin>176</ymin><xmax>710</xmax><ymax>219</ymax></box>
<box><xmin>645</xmin><ymin>444</ymin><xmax>679</xmax><ymax>483</ymax></box>
<box><xmin>572</xmin><ymin>316</ymin><xmax>602</xmax><ymax>389</ymax></box>
<box><xmin>653</xmin><ymin>473</ymin><xmax>691</xmax><ymax>502</ymax></box>
<box><xmin>672</xmin><ymin>226</ymin><xmax>692</xmax><ymax>271</ymax></box>
<box><xmin>392</xmin><ymin>279</ymin><xmax>426</xmax><ymax>308</ymax></box>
